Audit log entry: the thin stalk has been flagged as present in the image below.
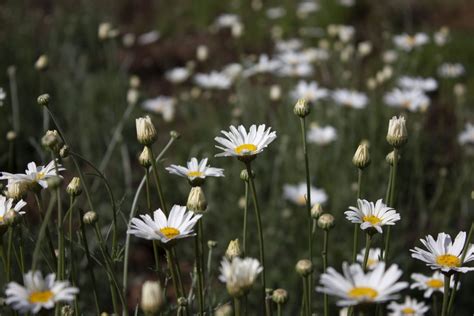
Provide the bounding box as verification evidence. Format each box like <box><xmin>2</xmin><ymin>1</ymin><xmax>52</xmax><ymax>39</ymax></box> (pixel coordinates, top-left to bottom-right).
<box><xmin>53</xmin><ymin>157</ymin><xmax>65</xmax><ymax>280</ymax></box>
<box><xmin>34</xmin><ymin>193</ymin><xmax>57</xmax><ymax>265</ymax></box>
<box><xmin>322</xmin><ymin>230</ymin><xmax>329</xmax><ymax>316</ymax></box>
<box><xmin>433</xmin><ymin>293</ymin><xmax>439</xmax><ymax>316</ymax></box>
<box><xmin>277</xmin><ymin>304</ymin><xmax>282</xmax><ymax>316</ymax></box>
<box><xmin>245</xmin><ymin>162</ymin><xmax>267</xmax><ymax>315</ymax></box>
<box><xmin>145</xmin><ymin>167</ymin><xmax>161</xmax><ymax>276</ymax></box>
<box><xmin>234</xmin><ymin>297</ymin><xmax>241</xmax><ymax>316</ymax></box>
<box><xmin>362</xmin><ymin>234</ymin><xmax>372</xmax><ymax>271</ymax></box>
<box><xmin>6</xmin><ymin>227</ymin><xmax>13</xmax><ymax>281</ymax></box>
<box><xmin>195</xmin><ymin>222</ymin><xmax>205</xmax><ymax>316</ymax></box>
<box><xmin>148</xmin><ymin>146</ymin><xmax>168</xmax><ymax>214</ymax></box>
<box><xmin>18</xmin><ymin>226</ymin><xmax>25</xmax><ymax>274</ymax></box>
<box><xmin>389</xmin><ymin>148</ymin><xmax>399</xmax><ymax>207</ymax></box>
<box><xmin>8</xmin><ymin>66</ymin><xmax>20</xmax><ymax>132</ymax></box>
<box><xmin>242</xmin><ymin>182</ymin><xmax>249</xmax><ymax>256</ymax></box>
<box><xmin>67</xmin><ymin>195</ymin><xmax>80</xmax><ymax>316</ymax></box>
<box><xmin>206</xmin><ymin>243</ymin><xmax>215</xmax><ymax>315</ymax></box>
<box><xmin>441</xmin><ymin>274</ymin><xmax>450</xmax><ymax>316</ymax></box>
<box><xmin>32</xmin><ymin>194</ymin><xmax>57</xmax><ymax>271</ymax></box>
<box><xmin>352</xmin><ymin>169</ymin><xmax>363</xmax><ymax>262</ymax></box>
<box><xmin>302</xmin><ymin>277</ymin><xmax>309</xmax><ymax>316</ymax></box>
<box><xmin>165</xmin><ymin>249</ymin><xmax>181</xmax><ymax>299</ymax></box>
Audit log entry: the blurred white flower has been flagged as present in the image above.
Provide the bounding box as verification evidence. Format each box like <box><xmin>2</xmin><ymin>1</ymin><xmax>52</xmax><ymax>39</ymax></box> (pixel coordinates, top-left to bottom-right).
<box><xmin>0</xmin><ymin>87</ymin><xmax>6</xmax><ymax>106</ymax></box>
<box><xmin>438</xmin><ymin>63</ymin><xmax>465</xmax><ymax>78</ymax></box>
<box><xmin>332</xmin><ymin>89</ymin><xmax>368</xmax><ymax>109</ymax></box>
<box><xmin>275</xmin><ymin>38</ymin><xmax>303</xmax><ymax>52</ymax></box>
<box><xmin>291</xmin><ymin>80</ymin><xmax>328</xmax><ymax>102</ymax></box>
<box><xmin>297</xmin><ymin>1</ymin><xmax>319</xmax><ymax>18</ymax></box>
<box><xmin>194</xmin><ymin>71</ymin><xmax>232</xmax><ymax>90</ymax></box>
<box><xmin>398</xmin><ymin>76</ymin><xmax>437</xmax><ymax>92</ymax></box>
<box><xmin>283</xmin><ymin>182</ymin><xmax>328</xmax><ymax>206</ymax></box>
<box><xmin>166</xmin><ymin>157</ymin><xmax>224</xmax><ymax>181</ymax></box>
<box><xmin>222</xmin><ymin>63</ymin><xmax>243</xmax><ymax>80</ymax></box>
<box><xmin>434</xmin><ymin>27</ymin><xmax>449</xmax><ymax>46</ymax></box>
<box><xmin>338</xmin><ymin>0</ymin><xmax>355</xmax><ymax>7</ymax></box>
<box><xmin>302</xmin><ymin>47</ymin><xmax>329</xmax><ymax>62</ymax></box>
<box><xmin>0</xmin><ymin>195</ymin><xmax>26</xmax><ymax>224</ymax></box>
<box><xmin>458</xmin><ymin>123</ymin><xmax>474</xmax><ymax>145</ymax></box>
<box><xmin>219</xmin><ymin>257</ymin><xmax>262</xmax><ymax>297</ymax></box>
<box><xmin>384</xmin><ymin>88</ymin><xmax>430</xmax><ymax>112</ymax></box>
<box><xmin>137</xmin><ymin>31</ymin><xmax>160</xmax><ymax>45</ymax></box>
<box><xmin>266</xmin><ymin>7</ymin><xmax>286</xmax><ymax>19</ymax></box>
<box><xmin>243</xmin><ymin>54</ymin><xmax>282</xmax><ymax>77</ymax></box>
<box><xmin>214</xmin><ymin>14</ymin><xmax>241</xmax><ymax>29</ymax></box>
<box><xmin>383</xmin><ymin>50</ymin><xmax>398</xmax><ymax>64</ymax></box>
<box><xmin>387</xmin><ymin>296</ymin><xmax>429</xmax><ymax>316</ymax></box>
<box><xmin>165</xmin><ymin>67</ymin><xmax>191</xmax><ymax>84</ymax></box>
<box><xmin>357</xmin><ymin>41</ymin><xmax>372</xmax><ymax>57</ymax></box>
<box><xmin>338</xmin><ymin>25</ymin><xmax>355</xmax><ymax>42</ymax></box>
<box><xmin>269</xmin><ymin>84</ymin><xmax>282</xmax><ymax>101</ymax></box>
<box><xmin>345</xmin><ymin>199</ymin><xmax>400</xmax><ymax>234</ymax></box>
<box><xmin>356</xmin><ymin>248</ymin><xmax>383</xmax><ymax>270</ymax></box>
<box><xmin>307</xmin><ymin>125</ymin><xmax>337</xmax><ymax>145</ymax></box>
<box><xmin>196</xmin><ymin>45</ymin><xmax>209</xmax><ymax>61</ymax></box>
<box><xmin>393</xmin><ymin>33</ymin><xmax>429</xmax><ymax>51</ymax></box>
<box><xmin>317</xmin><ymin>262</ymin><xmax>408</xmax><ymax>306</ymax></box>
<box><xmin>142</xmin><ymin>96</ymin><xmax>176</xmax><ymax>122</ymax></box>
<box><xmin>411</xmin><ymin>271</ymin><xmax>456</xmax><ymax>298</ymax></box>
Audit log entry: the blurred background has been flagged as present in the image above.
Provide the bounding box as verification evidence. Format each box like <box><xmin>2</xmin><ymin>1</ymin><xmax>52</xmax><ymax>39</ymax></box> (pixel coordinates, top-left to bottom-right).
<box><xmin>0</xmin><ymin>0</ymin><xmax>473</xmax><ymax>314</ymax></box>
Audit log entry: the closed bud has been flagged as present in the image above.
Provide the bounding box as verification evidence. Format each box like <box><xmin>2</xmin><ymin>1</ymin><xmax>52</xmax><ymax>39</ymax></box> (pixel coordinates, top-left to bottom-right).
<box><xmin>59</xmin><ymin>145</ymin><xmax>70</xmax><ymax>158</ymax></box>
<box><xmin>83</xmin><ymin>211</ymin><xmax>98</xmax><ymax>225</ymax></box>
<box><xmin>311</xmin><ymin>203</ymin><xmax>323</xmax><ymax>219</ymax></box>
<box><xmin>186</xmin><ymin>187</ymin><xmax>207</xmax><ymax>213</ymax></box>
<box><xmin>138</xmin><ymin>147</ymin><xmax>153</xmax><ymax>168</ymax></box>
<box><xmin>225</xmin><ymin>239</ymin><xmax>241</xmax><ymax>260</ymax></box>
<box><xmin>35</xmin><ymin>55</ymin><xmax>49</xmax><ymax>71</ymax></box>
<box><xmin>6</xmin><ymin>182</ymin><xmax>28</xmax><ymax>200</ymax></box>
<box><xmin>37</xmin><ymin>93</ymin><xmax>50</xmax><ymax>106</ymax></box>
<box><xmin>46</xmin><ymin>176</ymin><xmax>63</xmax><ymax>190</ymax></box>
<box><xmin>42</xmin><ymin>130</ymin><xmax>63</xmax><ymax>153</ymax></box>
<box><xmin>177</xmin><ymin>297</ymin><xmax>187</xmax><ymax>307</ymax></box>
<box><xmin>140</xmin><ymin>281</ymin><xmax>164</xmax><ymax>315</ymax></box>
<box><xmin>207</xmin><ymin>240</ymin><xmax>217</xmax><ymax>249</ymax></box>
<box><xmin>239</xmin><ymin>169</ymin><xmax>254</xmax><ymax>182</ymax></box>
<box><xmin>136</xmin><ymin>116</ymin><xmax>157</xmax><ymax>146</ymax></box>
<box><xmin>215</xmin><ymin>304</ymin><xmax>233</xmax><ymax>316</ymax></box>
<box><xmin>352</xmin><ymin>142</ymin><xmax>370</xmax><ymax>169</ymax></box>
<box><xmin>61</xmin><ymin>305</ymin><xmax>73</xmax><ymax>316</ymax></box>
<box><xmin>127</xmin><ymin>89</ymin><xmax>139</xmax><ymax>105</ymax></box>
<box><xmin>294</xmin><ymin>98</ymin><xmax>310</xmax><ymax>117</ymax></box>
<box><xmin>295</xmin><ymin>259</ymin><xmax>313</xmax><ymax>277</ymax></box>
<box><xmin>318</xmin><ymin>213</ymin><xmax>335</xmax><ymax>230</ymax></box>
<box><xmin>385</xmin><ymin>150</ymin><xmax>401</xmax><ymax>166</ymax></box>
<box><xmin>272</xmin><ymin>288</ymin><xmax>288</xmax><ymax>305</ymax></box>
<box><xmin>387</xmin><ymin>116</ymin><xmax>407</xmax><ymax>148</ymax></box>
<box><xmin>6</xmin><ymin>131</ymin><xmax>17</xmax><ymax>142</ymax></box>
<box><xmin>170</xmin><ymin>130</ymin><xmax>180</xmax><ymax>140</ymax></box>
<box><xmin>66</xmin><ymin>177</ymin><xmax>82</xmax><ymax>197</ymax></box>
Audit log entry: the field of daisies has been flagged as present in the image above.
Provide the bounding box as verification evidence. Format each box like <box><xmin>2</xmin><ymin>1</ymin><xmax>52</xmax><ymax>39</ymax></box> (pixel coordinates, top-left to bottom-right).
<box><xmin>0</xmin><ymin>0</ymin><xmax>474</xmax><ymax>315</ymax></box>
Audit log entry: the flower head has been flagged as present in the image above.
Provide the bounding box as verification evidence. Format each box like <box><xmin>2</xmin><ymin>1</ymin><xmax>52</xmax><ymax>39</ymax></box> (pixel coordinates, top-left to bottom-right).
<box><xmin>0</xmin><ymin>195</ymin><xmax>26</xmax><ymax>225</ymax></box>
<box><xmin>384</xmin><ymin>89</ymin><xmax>429</xmax><ymax>112</ymax></box>
<box><xmin>290</xmin><ymin>80</ymin><xmax>328</xmax><ymax>103</ymax></box>
<box><xmin>0</xmin><ymin>160</ymin><xmax>64</xmax><ymax>190</ymax></box>
<box><xmin>458</xmin><ymin>123</ymin><xmax>474</xmax><ymax>146</ymax></box>
<box><xmin>410</xmin><ymin>231</ymin><xmax>474</xmax><ymax>273</ymax></box>
<box><xmin>317</xmin><ymin>262</ymin><xmax>408</xmax><ymax>306</ymax></box>
<box><xmin>387</xmin><ymin>116</ymin><xmax>408</xmax><ymax>148</ymax></box>
<box><xmin>410</xmin><ymin>271</ymin><xmax>456</xmax><ymax>298</ymax></box>
<box><xmin>219</xmin><ymin>257</ymin><xmax>262</xmax><ymax>297</ymax></box>
<box><xmin>142</xmin><ymin>97</ymin><xmax>176</xmax><ymax>122</ymax></box>
<box><xmin>332</xmin><ymin>89</ymin><xmax>368</xmax><ymax>109</ymax></box>
<box><xmin>345</xmin><ymin>199</ymin><xmax>400</xmax><ymax>234</ymax></box>
<box><xmin>127</xmin><ymin>205</ymin><xmax>202</xmax><ymax>245</ymax></box>
<box><xmin>387</xmin><ymin>296</ymin><xmax>429</xmax><ymax>316</ymax></box>
<box><xmin>5</xmin><ymin>271</ymin><xmax>78</xmax><ymax>314</ymax></box>
<box><xmin>356</xmin><ymin>248</ymin><xmax>383</xmax><ymax>270</ymax></box>
<box><xmin>166</xmin><ymin>157</ymin><xmax>224</xmax><ymax>185</ymax></box>
<box><xmin>214</xmin><ymin>124</ymin><xmax>277</xmax><ymax>161</ymax></box>
<box><xmin>307</xmin><ymin>124</ymin><xmax>337</xmax><ymax>146</ymax></box>
<box><xmin>136</xmin><ymin>116</ymin><xmax>157</xmax><ymax>145</ymax></box>
<box><xmin>283</xmin><ymin>182</ymin><xmax>328</xmax><ymax>206</ymax></box>
<box><xmin>393</xmin><ymin>33</ymin><xmax>429</xmax><ymax>51</ymax></box>
<box><xmin>398</xmin><ymin>76</ymin><xmax>437</xmax><ymax>92</ymax></box>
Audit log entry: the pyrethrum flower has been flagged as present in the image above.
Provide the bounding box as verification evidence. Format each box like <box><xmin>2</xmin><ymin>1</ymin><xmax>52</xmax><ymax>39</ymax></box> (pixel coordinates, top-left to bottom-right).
<box><xmin>5</xmin><ymin>271</ymin><xmax>79</xmax><ymax>314</ymax></box>
<box><xmin>398</xmin><ymin>76</ymin><xmax>437</xmax><ymax>92</ymax></box>
<box><xmin>307</xmin><ymin>124</ymin><xmax>337</xmax><ymax>145</ymax></box>
<box><xmin>317</xmin><ymin>262</ymin><xmax>408</xmax><ymax>306</ymax></box>
<box><xmin>127</xmin><ymin>205</ymin><xmax>202</xmax><ymax>244</ymax></box>
<box><xmin>283</xmin><ymin>182</ymin><xmax>328</xmax><ymax>206</ymax></box>
<box><xmin>214</xmin><ymin>124</ymin><xmax>277</xmax><ymax>160</ymax></box>
<box><xmin>387</xmin><ymin>116</ymin><xmax>408</xmax><ymax>148</ymax></box>
<box><xmin>290</xmin><ymin>80</ymin><xmax>328</xmax><ymax>102</ymax></box>
<box><xmin>142</xmin><ymin>96</ymin><xmax>176</xmax><ymax>122</ymax></box>
<box><xmin>345</xmin><ymin>199</ymin><xmax>400</xmax><ymax>234</ymax></box>
<box><xmin>387</xmin><ymin>296</ymin><xmax>429</xmax><ymax>316</ymax></box>
<box><xmin>356</xmin><ymin>248</ymin><xmax>383</xmax><ymax>270</ymax></box>
<box><xmin>0</xmin><ymin>195</ymin><xmax>27</xmax><ymax>225</ymax></box>
<box><xmin>0</xmin><ymin>160</ymin><xmax>65</xmax><ymax>190</ymax></box>
<box><xmin>411</xmin><ymin>271</ymin><xmax>456</xmax><ymax>298</ymax></box>
<box><xmin>166</xmin><ymin>157</ymin><xmax>224</xmax><ymax>184</ymax></box>
<box><xmin>393</xmin><ymin>33</ymin><xmax>429</xmax><ymax>51</ymax></box>
<box><xmin>458</xmin><ymin>123</ymin><xmax>474</xmax><ymax>146</ymax></box>
<box><xmin>332</xmin><ymin>89</ymin><xmax>368</xmax><ymax>109</ymax></box>
<box><xmin>136</xmin><ymin>116</ymin><xmax>157</xmax><ymax>146</ymax></box>
<box><xmin>219</xmin><ymin>256</ymin><xmax>262</xmax><ymax>297</ymax></box>
<box><xmin>410</xmin><ymin>231</ymin><xmax>474</xmax><ymax>273</ymax></box>
<box><xmin>384</xmin><ymin>89</ymin><xmax>429</xmax><ymax>112</ymax></box>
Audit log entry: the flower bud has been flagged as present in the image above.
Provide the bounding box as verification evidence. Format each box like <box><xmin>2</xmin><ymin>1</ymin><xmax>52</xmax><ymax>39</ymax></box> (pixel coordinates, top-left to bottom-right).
<box><xmin>186</xmin><ymin>187</ymin><xmax>207</xmax><ymax>213</ymax></box>
<box><xmin>83</xmin><ymin>211</ymin><xmax>98</xmax><ymax>225</ymax></box>
<box><xmin>59</xmin><ymin>145</ymin><xmax>70</xmax><ymax>158</ymax></box>
<box><xmin>311</xmin><ymin>203</ymin><xmax>323</xmax><ymax>219</ymax></box>
<box><xmin>177</xmin><ymin>297</ymin><xmax>187</xmax><ymax>307</ymax></box>
<box><xmin>127</xmin><ymin>89</ymin><xmax>139</xmax><ymax>105</ymax></box>
<box><xmin>386</xmin><ymin>116</ymin><xmax>407</xmax><ymax>148</ymax></box>
<box><xmin>170</xmin><ymin>130</ymin><xmax>181</xmax><ymax>140</ymax></box>
<box><xmin>140</xmin><ymin>280</ymin><xmax>164</xmax><ymax>315</ymax></box>
<box><xmin>272</xmin><ymin>288</ymin><xmax>288</xmax><ymax>304</ymax></box>
<box><xmin>61</xmin><ymin>305</ymin><xmax>73</xmax><ymax>316</ymax></box>
<box><xmin>239</xmin><ymin>169</ymin><xmax>254</xmax><ymax>182</ymax></box>
<box><xmin>269</xmin><ymin>85</ymin><xmax>281</xmax><ymax>101</ymax></box>
<box><xmin>4</xmin><ymin>209</ymin><xmax>19</xmax><ymax>226</ymax></box>
<box><xmin>130</xmin><ymin>75</ymin><xmax>141</xmax><ymax>88</ymax></box>
<box><xmin>46</xmin><ymin>176</ymin><xmax>63</xmax><ymax>190</ymax></box>
<box><xmin>42</xmin><ymin>130</ymin><xmax>63</xmax><ymax>153</ymax></box>
<box><xmin>6</xmin><ymin>182</ymin><xmax>28</xmax><ymax>200</ymax></box>
<box><xmin>318</xmin><ymin>213</ymin><xmax>335</xmax><ymax>230</ymax></box>
<box><xmin>215</xmin><ymin>304</ymin><xmax>233</xmax><ymax>316</ymax></box>
<box><xmin>136</xmin><ymin>116</ymin><xmax>157</xmax><ymax>146</ymax></box>
<box><xmin>207</xmin><ymin>240</ymin><xmax>217</xmax><ymax>249</ymax></box>
<box><xmin>196</xmin><ymin>45</ymin><xmax>209</xmax><ymax>62</ymax></box>
<box><xmin>138</xmin><ymin>147</ymin><xmax>153</xmax><ymax>168</ymax></box>
<box><xmin>385</xmin><ymin>150</ymin><xmax>401</xmax><ymax>166</ymax></box>
<box><xmin>225</xmin><ymin>239</ymin><xmax>241</xmax><ymax>260</ymax></box>
<box><xmin>352</xmin><ymin>142</ymin><xmax>370</xmax><ymax>169</ymax></box>
<box><xmin>6</xmin><ymin>131</ymin><xmax>17</xmax><ymax>142</ymax></box>
<box><xmin>295</xmin><ymin>259</ymin><xmax>313</xmax><ymax>277</ymax></box>
<box><xmin>294</xmin><ymin>98</ymin><xmax>310</xmax><ymax>118</ymax></box>
<box><xmin>66</xmin><ymin>177</ymin><xmax>82</xmax><ymax>197</ymax></box>
<box><xmin>35</xmin><ymin>55</ymin><xmax>49</xmax><ymax>72</ymax></box>
<box><xmin>37</xmin><ymin>93</ymin><xmax>50</xmax><ymax>106</ymax></box>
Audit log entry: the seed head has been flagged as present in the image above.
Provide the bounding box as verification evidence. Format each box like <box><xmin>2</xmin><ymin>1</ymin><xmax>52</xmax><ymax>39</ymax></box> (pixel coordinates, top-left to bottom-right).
<box><xmin>311</xmin><ymin>203</ymin><xmax>323</xmax><ymax>219</ymax></box>
<box><xmin>35</xmin><ymin>54</ymin><xmax>49</xmax><ymax>71</ymax></box>
<box><xmin>37</xmin><ymin>93</ymin><xmax>51</xmax><ymax>107</ymax></box>
<box><xmin>138</xmin><ymin>147</ymin><xmax>153</xmax><ymax>168</ymax></box>
<box><xmin>66</xmin><ymin>177</ymin><xmax>82</xmax><ymax>197</ymax></box>
<box><xmin>272</xmin><ymin>288</ymin><xmax>288</xmax><ymax>304</ymax></box>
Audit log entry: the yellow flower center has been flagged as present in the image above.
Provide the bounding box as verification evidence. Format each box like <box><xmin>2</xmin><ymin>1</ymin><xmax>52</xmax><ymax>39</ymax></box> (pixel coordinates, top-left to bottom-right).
<box><xmin>402</xmin><ymin>307</ymin><xmax>416</xmax><ymax>315</ymax></box>
<box><xmin>187</xmin><ymin>171</ymin><xmax>203</xmax><ymax>178</ymax></box>
<box><xmin>296</xmin><ymin>195</ymin><xmax>306</xmax><ymax>205</ymax></box>
<box><xmin>29</xmin><ymin>290</ymin><xmax>54</xmax><ymax>303</ymax></box>
<box><xmin>406</xmin><ymin>36</ymin><xmax>416</xmax><ymax>46</ymax></box>
<box><xmin>362</xmin><ymin>215</ymin><xmax>381</xmax><ymax>225</ymax></box>
<box><xmin>348</xmin><ymin>287</ymin><xmax>378</xmax><ymax>299</ymax></box>
<box><xmin>366</xmin><ymin>258</ymin><xmax>377</xmax><ymax>267</ymax></box>
<box><xmin>426</xmin><ymin>279</ymin><xmax>444</xmax><ymax>288</ymax></box>
<box><xmin>159</xmin><ymin>227</ymin><xmax>180</xmax><ymax>239</ymax></box>
<box><xmin>436</xmin><ymin>254</ymin><xmax>461</xmax><ymax>268</ymax></box>
<box><xmin>0</xmin><ymin>215</ymin><xmax>3</xmax><ymax>223</ymax></box>
<box><xmin>35</xmin><ymin>172</ymin><xmax>45</xmax><ymax>181</ymax></box>
<box><xmin>235</xmin><ymin>144</ymin><xmax>257</xmax><ymax>155</ymax></box>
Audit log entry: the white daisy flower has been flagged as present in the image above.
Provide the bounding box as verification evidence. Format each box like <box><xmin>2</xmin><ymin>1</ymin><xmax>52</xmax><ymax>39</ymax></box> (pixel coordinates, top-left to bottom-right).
<box><xmin>383</xmin><ymin>88</ymin><xmax>430</xmax><ymax>112</ymax></box>
<box><xmin>277</xmin><ymin>62</ymin><xmax>313</xmax><ymax>78</ymax></box>
<box><xmin>337</xmin><ymin>25</ymin><xmax>355</xmax><ymax>43</ymax></box>
<box><xmin>356</xmin><ymin>248</ymin><xmax>383</xmax><ymax>270</ymax></box>
<box><xmin>222</xmin><ymin>63</ymin><xmax>243</xmax><ymax>80</ymax></box>
<box><xmin>297</xmin><ymin>1</ymin><xmax>319</xmax><ymax>16</ymax></box>
<box><xmin>214</xmin><ymin>14</ymin><xmax>241</xmax><ymax>29</ymax></box>
<box><xmin>283</xmin><ymin>182</ymin><xmax>328</xmax><ymax>206</ymax></box>
<box><xmin>458</xmin><ymin>123</ymin><xmax>474</xmax><ymax>145</ymax></box>
<box><xmin>290</xmin><ymin>80</ymin><xmax>328</xmax><ymax>102</ymax></box>
<box><xmin>275</xmin><ymin>38</ymin><xmax>303</xmax><ymax>52</ymax></box>
<box><xmin>142</xmin><ymin>96</ymin><xmax>176</xmax><ymax>122</ymax></box>
<box><xmin>398</xmin><ymin>76</ymin><xmax>438</xmax><ymax>92</ymax></box>
<box><xmin>219</xmin><ymin>256</ymin><xmax>263</xmax><ymax>297</ymax></box>
<box><xmin>387</xmin><ymin>296</ymin><xmax>429</xmax><ymax>316</ymax></box>
<box><xmin>307</xmin><ymin>124</ymin><xmax>337</xmax><ymax>145</ymax></box>
<box><xmin>128</xmin><ymin>205</ymin><xmax>201</xmax><ymax>244</ymax></box>
<box><xmin>166</xmin><ymin>157</ymin><xmax>224</xmax><ymax>182</ymax></box>
<box><xmin>165</xmin><ymin>67</ymin><xmax>191</xmax><ymax>84</ymax></box>
<box><xmin>0</xmin><ymin>195</ymin><xmax>27</xmax><ymax>224</ymax></box>
<box><xmin>5</xmin><ymin>270</ymin><xmax>78</xmax><ymax>314</ymax></box>
<box><xmin>410</xmin><ymin>231</ymin><xmax>474</xmax><ymax>273</ymax></box>
<box><xmin>393</xmin><ymin>33</ymin><xmax>429</xmax><ymax>51</ymax></box>
<box><xmin>411</xmin><ymin>271</ymin><xmax>456</xmax><ymax>298</ymax></box>
<box><xmin>438</xmin><ymin>63</ymin><xmax>465</xmax><ymax>78</ymax></box>
<box><xmin>345</xmin><ymin>199</ymin><xmax>400</xmax><ymax>234</ymax></box>
<box><xmin>266</xmin><ymin>7</ymin><xmax>286</xmax><ymax>19</ymax></box>
<box><xmin>0</xmin><ymin>160</ymin><xmax>64</xmax><ymax>189</ymax></box>
<box><xmin>137</xmin><ymin>30</ymin><xmax>160</xmax><ymax>46</ymax></box>
<box><xmin>317</xmin><ymin>262</ymin><xmax>408</xmax><ymax>306</ymax></box>
<box><xmin>0</xmin><ymin>87</ymin><xmax>6</xmax><ymax>106</ymax></box>
<box><xmin>338</xmin><ymin>0</ymin><xmax>355</xmax><ymax>7</ymax></box>
<box><xmin>214</xmin><ymin>124</ymin><xmax>277</xmax><ymax>159</ymax></box>
<box><xmin>243</xmin><ymin>54</ymin><xmax>282</xmax><ymax>77</ymax></box>
<box><xmin>194</xmin><ymin>71</ymin><xmax>232</xmax><ymax>90</ymax></box>
<box><xmin>302</xmin><ymin>48</ymin><xmax>329</xmax><ymax>62</ymax></box>
<box><xmin>332</xmin><ymin>89</ymin><xmax>368</xmax><ymax>109</ymax></box>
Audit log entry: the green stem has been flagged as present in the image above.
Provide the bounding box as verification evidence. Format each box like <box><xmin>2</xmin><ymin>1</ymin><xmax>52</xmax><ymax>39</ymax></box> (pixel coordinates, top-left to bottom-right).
<box><xmin>242</xmin><ymin>182</ymin><xmax>249</xmax><ymax>256</ymax></box>
<box><xmin>352</xmin><ymin>169</ymin><xmax>363</xmax><ymax>262</ymax></box>
<box><xmin>6</xmin><ymin>227</ymin><xmax>13</xmax><ymax>281</ymax></box>
<box><xmin>302</xmin><ymin>277</ymin><xmax>309</xmax><ymax>316</ymax></box>
<box><xmin>277</xmin><ymin>304</ymin><xmax>282</xmax><ymax>316</ymax></box>
<box><xmin>245</xmin><ymin>162</ymin><xmax>267</xmax><ymax>314</ymax></box>
<box><xmin>433</xmin><ymin>292</ymin><xmax>439</xmax><ymax>316</ymax></box>
<box><xmin>441</xmin><ymin>274</ymin><xmax>450</xmax><ymax>316</ymax></box>
<box><xmin>195</xmin><ymin>222</ymin><xmax>205</xmax><ymax>316</ymax></box>
<box><xmin>165</xmin><ymin>249</ymin><xmax>181</xmax><ymax>299</ymax></box>
<box><xmin>32</xmin><ymin>193</ymin><xmax>57</xmax><ymax>271</ymax></box>
<box><xmin>299</xmin><ymin>118</ymin><xmax>313</xmax><ymax>261</ymax></box>
<box><xmin>234</xmin><ymin>297</ymin><xmax>241</xmax><ymax>316</ymax></box>
<box><xmin>53</xmin><ymin>157</ymin><xmax>65</xmax><ymax>281</ymax></box>
<box><xmin>33</xmin><ymin>193</ymin><xmax>57</xmax><ymax>267</ymax></box>
<box><xmin>323</xmin><ymin>230</ymin><xmax>329</xmax><ymax>316</ymax></box>
<box><xmin>362</xmin><ymin>234</ymin><xmax>372</xmax><ymax>271</ymax></box>
<box><xmin>67</xmin><ymin>196</ymin><xmax>80</xmax><ymax>316</ymax></box>
<box><xmin>148</xmin><ymin>146</ymin><xmax>168</xmax><ymax>214</ymax></box>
